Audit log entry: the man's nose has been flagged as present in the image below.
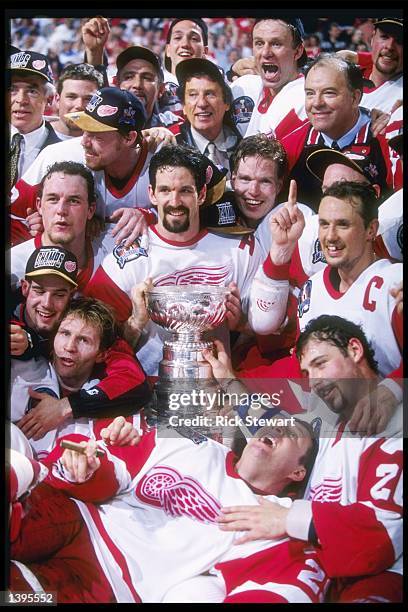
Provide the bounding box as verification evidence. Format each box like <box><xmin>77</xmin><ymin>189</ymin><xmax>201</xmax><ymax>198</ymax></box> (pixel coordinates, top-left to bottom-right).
<box><xmin>41</xmin><ymin>292</ymin><xmax>53</xmax><ymax>309</ymax></box>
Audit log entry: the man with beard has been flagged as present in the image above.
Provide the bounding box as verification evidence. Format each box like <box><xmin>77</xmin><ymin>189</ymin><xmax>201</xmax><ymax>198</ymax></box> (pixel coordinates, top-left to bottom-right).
<box><xmin>86</xmin><ymin>144</ymin><xmax>290</xmax><ymax>375</ymax></box>
<box><xmin>217</xmin><ymin>315</ymin><xmax>402</xmax><ymax>603</ymax></box>
<box><xmin>338</xmin><ymin>18</ymin><xmax>403</xmax><ymax>113</ymax></box>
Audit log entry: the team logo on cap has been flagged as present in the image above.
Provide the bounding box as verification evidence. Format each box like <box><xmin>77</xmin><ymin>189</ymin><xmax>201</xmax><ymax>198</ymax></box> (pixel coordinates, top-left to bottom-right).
<box><xmin>64</xmin><ymin>260</ymin><xmax>77</xmax><ymax>273</ymax></box>
<box><xmin>113</xmin><ymin>237</ymin><xmax>148</xmax><ymax>269</ymax></box>
<box><xmin>32</xmin><ymin>59</ymin><xmax>46</xmax><ymax>70</ymax></box>
<box><xmin>298</xmin><ymin>279</ymin><xmax>312</xmax><ymax>317</ymax></box>
<box><xmin>119</xmin><ymin>106</ymin><xmax>137</xmax><ymax>127</ymax></box>
<box><xmin>97</xmin><ymin>104</ymin><xmax>118</xmax><ymax>117</ymax></box>
<box><xmin>34</xmin><ymin>248</ymin><xmax>65</xmax><ymax>269</ymax></box>
<box><xmin>10</xmin><ymin>52</ymin><xmax>31</xmax><ymax>69</ymax></box>
<box><xmin>364</xmin><ymin>162</ymin><xmax>379</xmax><ymax>179</ymax></box>
<box><xmin>232</xmin><ymin>96</ymin><xmax>254</xmax><ymax>124</ymax></box>
<box><xmin>86</xmin><ymin>93</ymin><xmax>103</xmax><ymax>112</ymax></box>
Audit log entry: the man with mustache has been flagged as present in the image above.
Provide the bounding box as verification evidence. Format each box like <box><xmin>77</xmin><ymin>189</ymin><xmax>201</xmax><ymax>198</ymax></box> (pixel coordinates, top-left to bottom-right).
<box><xmin>338</xmin><ymin>17</ymin><xmax>403</xmax><ymax>114</ymax></box>
<box><xmin>86</xmin><ymin>144</ymin><xmax>289</xmax><ymax>375</ymax></box>
<box><xmin>216</xmin><ymin>315</ymin><xmax>402</xmax><ymax>603</ymax></box>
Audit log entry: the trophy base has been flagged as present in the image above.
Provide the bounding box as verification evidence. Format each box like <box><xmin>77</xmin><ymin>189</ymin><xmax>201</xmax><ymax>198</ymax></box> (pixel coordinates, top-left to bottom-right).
<box><xmin>159</xmin><ymin>341</ymin><xmax>215</xmax><ymax>380</ymax></box>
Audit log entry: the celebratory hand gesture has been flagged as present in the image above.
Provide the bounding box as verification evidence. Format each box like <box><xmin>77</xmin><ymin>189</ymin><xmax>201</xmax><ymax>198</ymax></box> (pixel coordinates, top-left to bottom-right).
<box><xmin>269</xmin><ymin>180</ymin><xmax>305</xmax><ymax>265</ymax></box>
<box><xmin>61</xmin><ymin>438</ymin><xmax>101</xmax><ymax>483</ymax></box>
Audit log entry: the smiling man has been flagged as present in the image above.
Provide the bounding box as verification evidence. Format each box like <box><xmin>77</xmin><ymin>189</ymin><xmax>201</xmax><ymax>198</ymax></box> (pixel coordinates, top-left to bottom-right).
<box><xmin>9</xmin><ymin>413</ymin><xmax>325</xmax><ymax>603</ymax></box>
<box><xmin>175</xmin><ymin>57</ymin><xmax>241</xmax><ymax>176</ymax></box>
<box><xmin>86</xmin><ymin>144</ymin><xmax>288</xmax><ymax>375</ymax></box>
<box><xmin>8</xmin><ymin>49</ymin><xmax>60</xmax><ymax>187</ymax></box>
<box><xmin>280</xmin><ymin>53</ymin><xmax>393</xmax><ymax>209</ymax></box>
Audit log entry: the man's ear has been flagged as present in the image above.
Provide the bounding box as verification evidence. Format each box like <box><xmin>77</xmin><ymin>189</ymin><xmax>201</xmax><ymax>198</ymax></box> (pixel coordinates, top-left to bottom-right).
<box><xmin>148</xmin><ymin>184</ymin><xmax>157</xmax><ymax>207</ymax></box>
<box><xmin>95</xmin><ymin>349</ymin><xmax>108</xmax><ymax>364</ymax></box>
<box><xmin>289</xmin><ymin>465</ymin><xmax>306</xmax><ymax>482</ymax></box>
<box><xmin>367</xmin><ymin>218</ymin><xmax>379</xmax><ymax>242</ymax></box>
<box><xmin>294</xmin><ymin>43</ymin><xmax>305</xmax><ymax>63</ymax></box>
<box><xmin>347</xmin><ymin>337</ymin><xmax>365</xmax><ymax>364</ymax></box>
<box><xmin>198</xmin><ymin>184</ymin><xmax>207</xmax><ymax>206</ymax></box>
<box><xmin>158</xmin><ymin>82</ymin><xmax>166</xmax><ymax>97</ymax></box>
<box><xmin>54</xmin><ymin>93</ymin><xmax>61</xmax><ymax>110</ymax></box>
<box><xmin>87</xmin><ymin>202</ymin><xmax>96</xmax><ymax>220</ymax></box>
<box><xmin>36</xmin><ymin>196</ymin><xmax>42</xmax><ymax>214</ymax></box>
<box><xmin>21</xmin><ymin>279</ymin><xmax>30</xmax><ymax>298</ymax></box>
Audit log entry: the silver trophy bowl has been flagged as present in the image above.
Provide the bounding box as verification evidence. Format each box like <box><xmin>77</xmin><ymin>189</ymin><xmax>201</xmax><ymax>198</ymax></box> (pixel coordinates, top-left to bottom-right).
<box><xmin>146</xmin><ymin>284</ymin><xmax>230</xmax><ymax>380</ymax></box>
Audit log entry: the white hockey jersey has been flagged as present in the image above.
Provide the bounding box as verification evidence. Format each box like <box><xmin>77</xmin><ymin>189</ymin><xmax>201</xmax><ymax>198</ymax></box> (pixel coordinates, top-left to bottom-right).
<box><xmin>44</xmin><ymin>428</ymin><xmax>326</xmax><ymax>603</ymax></box>
<box><xmin>10</xmin><ymin>137</ymin><xmax>154</xmax><ymax>222</ymax></box>
<box><xmin>297</xmin><ymin>259</ymin><xmax>402</xmax><ymax>376</ymax></box>
<box><xmin>361</xmin><ymin>75</ymin><xmax>403</xmax><ymax>114</ymax></box>
<box><xmin>231</xmin><ymin>74</ymin><xmax>307</xmax><ymax>139</ymax></box>
<box><xmin>87</xmin><ymin>227</ymin><xmax>289</xmax><ymax>374</ymax></box>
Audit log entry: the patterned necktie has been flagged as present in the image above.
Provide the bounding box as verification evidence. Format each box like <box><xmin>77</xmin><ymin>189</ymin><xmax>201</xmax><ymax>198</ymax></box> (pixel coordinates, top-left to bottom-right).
<box><xmin>331</xmin><ymin>140</ymin><xmax>341</xmax><ymax>151</ymax></box>
<box><xmin>206</xmin><ymin>142</ymin><xmax>220</xmax><ymax>166</ymax></box>
<box><xmin>10</xmin><ymin>133</ymin><xmax>24</xmax><ymax>189</ymax></box>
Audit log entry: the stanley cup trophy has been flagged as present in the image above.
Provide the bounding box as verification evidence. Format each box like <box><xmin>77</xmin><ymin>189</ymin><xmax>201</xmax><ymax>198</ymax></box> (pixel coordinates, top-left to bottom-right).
<box><xmin>145</xmin><ymin>285</ymin><xmax>230</xmax><ymax>438</ymax></box>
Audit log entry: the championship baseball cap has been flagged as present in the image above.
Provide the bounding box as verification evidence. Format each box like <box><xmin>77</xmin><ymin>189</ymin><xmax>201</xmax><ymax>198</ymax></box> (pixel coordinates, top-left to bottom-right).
<box><xmin>65</xmin><ymin>87</ymin><xmax>147</xmax><ymax>133</ymax></box>
<box><xmin>116</xmin><ymin>46</ymin><xmax>164</xmax><ymax>81</ymax></box>
<box><xmin>254</xmin><ymin>16</ymin><xmax>308</xmax><ymax>67</ymax></box>
<box><xmin>306</xmin><ymin>148</ymin><xmax>378</xmax><ymax>184</ymax></box>
<box><xmin>9</xmin><ymin>50</ymin><xmax>54</xmax><ymax>84</ymax></box>
<box><xmin>164</xmin><ymin>18</ymin><xmax>208</xmax><ymax>72</ymax></box>
<box><xmin>201</xmin><ymin>191</ymin><xmax>254</xmax><ymax>235</ymax></box>
<box><xmin>25</xmin><ymin>247</ymin><xmax>78</xmax><ymax>288</ymax></box>
<box><xmin>374</xmin><ymin>18</ymin><xmax>403</xmax><ymax>44</ymax></box>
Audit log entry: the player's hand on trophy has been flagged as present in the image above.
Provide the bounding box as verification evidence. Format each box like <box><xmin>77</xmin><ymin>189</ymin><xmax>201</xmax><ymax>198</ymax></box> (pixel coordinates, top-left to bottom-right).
<box><xmin>142</xmin><ymin>127</ymin><xmax>177</xmax><ymax>152</ymax></box>
<box><xmin>225</xmin><ymin>281</ymin><xmax>247</xmax><ymax>331</ymax></box>
<box><xmin>269</xmin><ymin>179</ymin><xmax>305</xmax><ymax>265</ymax></box>
<box><xmin>26</xmin><ymin>207</ymin><xmax>44</xmax><ymax>237</ymax></box>
<box><xmin>125</xmin><ymin>277</ymin><xmax>154</xmax><ymax>346</ymax></box>
<box><xmin>202</xmin><ymin>339</ymin><xmax>235</xmax><ymax>381</ymax></box>
<box><xmin>100</xmin><ymin>416</ymin><xmax>141</xmax><ymax>447</ymax></box>
<box><xmin>217</xmin><ymin>498</ymin><xmax>289</xmax><ymax>543</ymax></box>
<box><xmin>81</xmin><ymin>16</ymin><xmax>110</xmax><ymax>65</ymax></box>
<box><xmin>61</xmin><ymin>439</ymin><xmax>101</xmax><ymax>483</ymax></box>
<box><xmin>109</xmin><ymin>207</ymin><xmax>149</xmax><ymax>247</ymax></box>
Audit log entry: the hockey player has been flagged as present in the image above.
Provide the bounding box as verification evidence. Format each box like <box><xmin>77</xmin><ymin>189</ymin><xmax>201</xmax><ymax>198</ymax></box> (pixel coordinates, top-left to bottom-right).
<box><xmin>9</xmin><ymin>416</ymin><xmax>328</xmax><ymax>603</ymax></box>
<box><xmin>86</xmin><ymin>144</ymin><xmax>290</xmax><ymax>375</ymax></box>
<box><xmin>231</xmin><ymin>16</ymin><xmax>308</xmax><ymax>140</ymax></box>
<box><xmin>217</xmin><ymin>315</ymin><xmax>402</xmax><ymax>603</ymax></box>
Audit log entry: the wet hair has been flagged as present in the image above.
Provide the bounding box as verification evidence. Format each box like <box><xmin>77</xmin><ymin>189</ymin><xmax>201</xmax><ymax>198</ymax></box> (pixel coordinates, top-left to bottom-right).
<box><xmin>59</xmin><ymin>296</ymin><xmax>118</xmax><ymax>351</ymax></box>
<box><xmin>56</xmin><ymin>63</ymin><xmax>104</xmax><ymax>95</ymax></box>
<box><xmin>149</xmin><ymin>144</ymin><xmax>206</xmax><ymax>192</ymax></box>
<box><xmin>304</xmin><ymin>53</ymin><xmax>364</xmax><ymax>92</ymax></box>
<box><xmin>319</xmin><ymin>180</ymin><xmax>379</xmax><ymax>228</ymax></box>
<box><xmin>296</xmin><ymin>314</ymin><xmax>379</xmax><ymax>374</ymax></box>
<box><xmin>230</xmin><ymin>134</ymin><xmax>288</xmax><ymax>180</ymax></box>
<box><xmin>38</xmin><ymin>161</ymin><xmax>96</xmax><ymax>206</ymax></box>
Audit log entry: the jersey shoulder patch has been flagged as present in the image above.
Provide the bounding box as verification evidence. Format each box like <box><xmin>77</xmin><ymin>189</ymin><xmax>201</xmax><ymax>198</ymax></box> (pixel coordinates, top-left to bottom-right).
<box><xmin>113</xmin><ymin>237</ymin><xmax>148</xmax><ymax>269</ymax></box>
<box><xmin>298</xmin><ymin>279</ymin><xmax>313</xmax><ymax>318</ymax></box>
<box><xmin>232</xmin><ymin>95</ymin><xmax>254</xmax><ymax>125</ymax></box>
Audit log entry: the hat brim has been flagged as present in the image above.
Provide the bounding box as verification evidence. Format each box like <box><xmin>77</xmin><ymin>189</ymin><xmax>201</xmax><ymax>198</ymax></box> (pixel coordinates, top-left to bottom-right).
<box><xmin>65</xmin><ymin>111</ymin><xmax>118</xmax><ymax>132</ymax></box>
<box><xmin>306</xmin><ymin>148</ymin><xmax>366</xmax><ymax>183</ymax></box>
<box><xmin>25</xmin><ymin>269</ymin><xmax>78</xmax><ymax>288</ymax></box>
<box><xmin>207</xmin><ymin>225</ymin><xmax>254</xmax><ymax>236</ymax></box>
<box><xmin>11</xmin><ymin>67</ymin><xmax>52</xmax><ymax>83</ymax></box>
